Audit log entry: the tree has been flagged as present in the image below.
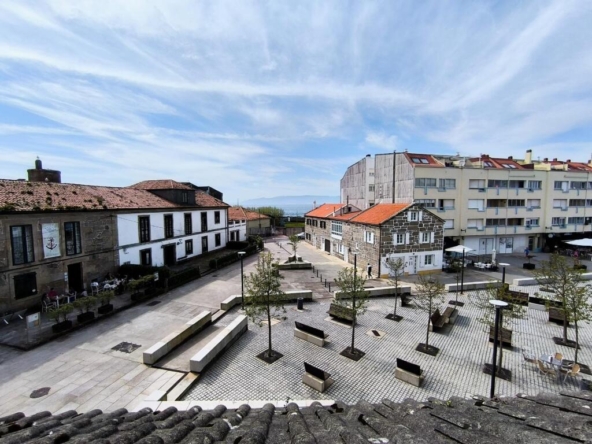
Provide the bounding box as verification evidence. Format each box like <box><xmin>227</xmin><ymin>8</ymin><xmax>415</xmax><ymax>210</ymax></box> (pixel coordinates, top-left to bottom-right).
<box><xmin>244</xmin><ymin>252</ymin><xmax>286</xmax><ymax>362</ymax></box>
<box><xmin>287</xmin><ymin>234</ymin><xmax>301</xmax><ymax>258</ymax></box>
<box><xmin>450</xmin><ymin>257</ymin><xmax>464</xmax><ymax>305</ymax></box>
<box><xmin>334</xmin><ymin>266</ymin><xmax>369</xmax><ymax>357</ymax></box>
<box><xmin>533</xmin><ymin>253</ymin><xmax>584</xmax><ymax>346</ymax></box>
<box><xmin>414</xmin><ymin>274</ymin><xmax>446</xmax><ymax>354</ymax></box>
<box><xmin>469</xmin><ymin>284</ymin><xmax>526</xmax><ymax>375</ymax></box>
<box><xmin>384</xmin><ymin>256</ymin><xmax>405</xmax><ymax>321</ymax></box>
<box><xmin>567</xmin><ymin>284</ymin><xmax>592</xmax><ymax>363</ymax></box>
<box><xmin>248</xmin><ymin>206</ymin><xmax>284</xmax><ymax>227</ymax></box>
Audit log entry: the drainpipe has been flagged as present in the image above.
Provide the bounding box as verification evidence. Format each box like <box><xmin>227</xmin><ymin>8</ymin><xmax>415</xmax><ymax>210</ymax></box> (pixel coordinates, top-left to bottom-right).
<box><xmin>392</xmin><ymin>151</ymin><xmax>396</xmax><ymax>203</ymax></box>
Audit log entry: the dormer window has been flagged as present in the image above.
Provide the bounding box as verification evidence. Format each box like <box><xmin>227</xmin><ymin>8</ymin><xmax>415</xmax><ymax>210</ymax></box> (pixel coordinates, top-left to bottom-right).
<box><xmin>411</xmin><ymin>157</ymin><xmax>429</xmax><ymax>164</ymax></box>
<box><xmin>483</xmin><ymin>161</ymin><xmax>494</xmax><ymax>167</ymax></box>
<box><xmin>181</xmin><ymin>191</ymin><xmax>188</xmax><ymax>203</ymax></box>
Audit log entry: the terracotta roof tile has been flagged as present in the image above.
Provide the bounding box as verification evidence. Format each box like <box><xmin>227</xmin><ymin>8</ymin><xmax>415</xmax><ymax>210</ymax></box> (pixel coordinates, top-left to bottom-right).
<box><xmin>404</xmin><ymin>153</ymin><xmax>443</xmax><ymax>167</ymax></box>
<box><xmin>0</xmin><ymin>180</ymin><xmax>178</xmax><ymax>212</ymax></box>
<box><xmin>194</xmin><ymin>190</ymin><xmax>229</xmax><ymax>208</ymax></box>
<box><xmin>244</xmin><ymin>209</ymin><xmax>270</xmax><ymax>221</ymax></box>
<box><xmin>349</xmin><ymin>203</ymin><xmax>412</xmax><ymax>225</ymax></box>
<box><xmin>129</xmin><ymin>180</ymin><xmax>193</xmax><ymax>190</ymax></box>
<box><xmin>228</xmin><ymin>206</ymin><xmax>247</xmax><ymax>221</ymax></box>
<box><xmin>305</xmin><ymin>203</ymin><xmax>346</xmax><ymax>218</ymax></box>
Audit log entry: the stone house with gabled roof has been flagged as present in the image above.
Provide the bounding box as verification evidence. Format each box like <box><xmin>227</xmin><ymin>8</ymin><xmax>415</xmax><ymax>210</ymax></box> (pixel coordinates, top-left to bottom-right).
<box><xmin>305</xmin><ymin>202</ymin><xmax>444</xmax><ymax>276</ymax></box>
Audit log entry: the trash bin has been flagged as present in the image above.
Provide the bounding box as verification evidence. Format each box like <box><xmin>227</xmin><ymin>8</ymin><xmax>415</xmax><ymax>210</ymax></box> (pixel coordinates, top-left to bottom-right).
<box><xmin>297</xmin><ymin>298</ymin><xmax>304</xmax><ymax>310</ymax></box>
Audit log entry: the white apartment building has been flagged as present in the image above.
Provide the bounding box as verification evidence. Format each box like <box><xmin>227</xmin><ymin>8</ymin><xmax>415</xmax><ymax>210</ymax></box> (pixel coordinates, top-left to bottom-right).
<box><xmin>340</xmin><ymin>150</ymin><xmax>592</xmax><ymax>254</ymax></box>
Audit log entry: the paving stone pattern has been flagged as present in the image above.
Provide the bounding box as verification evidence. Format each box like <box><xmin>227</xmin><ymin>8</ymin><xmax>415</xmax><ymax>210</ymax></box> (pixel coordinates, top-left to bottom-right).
<box><xmin>184</xmin><ymin>285</ymin><xmax>592</xmax><ymax>404</ymax></box>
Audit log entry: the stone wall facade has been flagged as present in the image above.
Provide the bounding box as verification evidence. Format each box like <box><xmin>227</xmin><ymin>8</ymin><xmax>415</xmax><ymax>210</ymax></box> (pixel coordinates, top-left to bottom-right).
<box><xmin>0</xmin><ymin>211</ymin><xmax>118</xmax><ymax>312</ymax></box>
<box><xmin>304</xmin><ymin>217</ymin><xmax>331</xmax><ymax>251</ymax></box>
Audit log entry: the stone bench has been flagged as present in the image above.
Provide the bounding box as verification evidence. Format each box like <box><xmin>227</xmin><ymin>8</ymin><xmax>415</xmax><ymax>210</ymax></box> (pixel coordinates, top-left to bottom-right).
<box><xmin>189</xmin><ymin>315</ymin><xmax>248</xmax><ymax>373</ymax></box>
<box><xmin>395</xmin><ymin>358</ymin><xmax>424</xmax><ymax>387</ymax></box>
<box><xmin>302</xmin><ymin>362</ymin><xmax>334</xmax><ymax>393</ymax></box>
<box><xmin>244</xmin><ymin>290</ymin><xmax>313</xmax><ymax>303</ymax></box>
<box><xmin>549</xmin><ymin>307</ymin><xmax>569</xmax><ymax>326</ymax></box>
<box><xmin>430</xmin><ymin>308</ymin><xmax>446</xmax><ymax>332</ymax></box>
<box><xmin>512</xmin><ymin>273</ymin><xmax>592</xmax><ymax>286</ymax></box>
<box><xmin>294</xmin><ymin>321</ymin><xmax>328</xmax><ymax>347</ymax></box>
<box><xmin>445</xmin><ymin>281</ymin><xmax>503</xmax><ymax>292</ymax></box>
<box><xmin>442</xmin><ymin>306</ymin><xmax>458</xmax><ymax>325</ymax></box>
<box><xmin>489</xmin><ymin>327</ymin><xmax>512</xmax><ymax>347</ymax></box>
<box><xmin>334</xmin><ymin>285</ymin><xmax>411</xmax><ymax>300</ymax></box>
<box><xmin>328</xmin><ymin>303</ymin><xmax>354</xmax><ymax>323</ymax></box>
<box><xmin>221</xmin><ymin>295</ymin><xmax>242</xmax><ymax>311</ymax></box>
<box><xmin>143</xmin><ymin>311</ymin><xmax>212</xmax><ymax>365</ymax></box>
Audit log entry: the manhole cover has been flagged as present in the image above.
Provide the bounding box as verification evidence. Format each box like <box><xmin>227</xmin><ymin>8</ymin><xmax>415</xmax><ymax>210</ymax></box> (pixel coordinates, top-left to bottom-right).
<box><xmin>30</xmin><ymin>387</ymin><xmax>50</xmax><ymax>398</ymax></box>
<box><xmin>146</xmin><ymin>300</ymin><xmax>161</xmax><ymax>306</ymax></box>
<box><xmin>111</xmin><ymin>342</ymin><xmax>141</xmax><ymax>353</ymax></box>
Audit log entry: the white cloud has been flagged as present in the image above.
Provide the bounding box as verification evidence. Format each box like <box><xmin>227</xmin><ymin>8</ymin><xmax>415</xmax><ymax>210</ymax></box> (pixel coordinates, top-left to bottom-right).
<box><xmin>365</xmin><ymin>132</ymin><xmax>398</xmax><ymax>150</ymax></box>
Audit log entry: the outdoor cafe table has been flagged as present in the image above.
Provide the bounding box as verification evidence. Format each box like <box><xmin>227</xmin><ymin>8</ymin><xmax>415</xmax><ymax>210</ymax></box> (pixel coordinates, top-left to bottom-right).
<box><xmin>540</xmin><ymin>354</ymin><xmax>570</xmax><ymax>383</ymax></box>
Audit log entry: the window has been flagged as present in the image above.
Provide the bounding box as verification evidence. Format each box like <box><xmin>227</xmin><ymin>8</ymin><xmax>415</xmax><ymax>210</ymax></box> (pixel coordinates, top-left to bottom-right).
<box><xmin>369</xmin><ymin>184</ymin><xmax>375</xmax><ymax>192</ymax></box>
<box><xmin>164</xmin><ymin>215</ymin><xmax>174</xmax><ymax>238</ymax></box>
<box><xmin>528</xmin><ymin>180</ymin><xmax>542</xmax><ymax>190</ymax></box>
<box><xmin>415</xmin><ymin>199</ymin><xmax>436</xmax><ymax>208</ymax></box>
<box><xmin>554</xmin><ymin>181</ymin><xmax>568</xmax><ymax>190</ymax></box>
<box><xmin>338</xmin><ymin>243</ymin><xmax>344</xmax><ymax>254</ymax></box>
<box><xmin>525</xmin><ymin>218</ymin><xmax>539</xmax><ymax>227</ymax></box>
<box><xmin>140</xmin><ymin>248</ymin><xmax>152</xmax><ymax>266</ymax></box>
<box><xmin>569</xmin><ymin>217</ymin><xmax>585</xmax><ymax>225</ymax></box>
<box><xmin>507</xmin><ymin>199</ymin><xmax>525</xmax><ymax>207</ymax></box>
<box><xmin>202</xmin><ymin>236</ymin><xmax>208</xmax><ymax>253</ymax></box>
<box><xmin>64</xmin><ymin>222</ymin><xmax>82</xmax><ymax>255</ymax></box>
<box><xmin>139</xmin><ymin>216</ymin><xmax>150</xmax><ymax>243</ymax></box>
<box><xmin>305</xmin><ymin>233</ymin><xmax>311</xmax><ymax>241</ymax></box>
<box><xmin>420</xmin><ymin>232</ymin><xmax>431</xmax><ymax>243</ymax></box>
<box><xmin>488</xmin><ymin>180</ymin><xmax>508</xmax><ymax>188</ymax></box>
<box><xmin>486</xmin><ymin>218</ymin><xmax>506</xmax><ymax>226</ymax></box>
<box><xmin>553</xmin><ymin>199</ymin><xmax>567</xmax><ymax>209</ymax></box>
<box><xmin>571</xmin><ymin>181</ymin><xmax>587</xmax><ymax>190</ymax></box>
<box><xmin>507</xmin><ymin>218</ymin><xmax>523</xmax><ymax>226</ymax></box>
<box><xmin>11</xmin><ymin>225</ymin><xmax>34</xmax><ymax>265</ymax></box>
<box><xmin>14</xmin><ymin>272</ymin><xmax>37</xmax><ymax>300</ymax></box>
<box><xmin>467</xmin><ymin>218</ymin><xmax>484</xmax><ymax>229</ymax></box>
<box><xmin>487</xmin><ymin>199</ymin><xmax>506</xmax><ymax>208</ymax></box>
<box><xmin>185</xmin><ymin>239</ymin><xmax>194</xmax><ymax>255</ymax></box>
<box><xmin>509</xmin><ymin>180</ymin><xmax>525</xmax><ymax>188</ymax></box>
<box><xmin>527</xmin><ymin>199</ymin><xmax>541</xmax><ymax>208</ymax></box>
<box><xmin>184</xmin><ymin>213</ymin><xmax>192</xmax><ymax>235</ymax></box>
<box><xmin>438</xmin><ymin>199</ymin><xmax>454</xmax><ymax>209</ymax></box>
<box><xmin>393</xmin><ymin>233</ymin><xmax>405</xmax><ymax>245</ymax></box>
<box><xmin>468</xmin><ymin>199</ymin><xmax>484</xmax><ymax>210</ymax></box>
<box><xmin>408</xmin><ymin>211</ymin><xmax>419</xmax><ymax>222</ymax></box>
<box><xmin>552</xmin><ymin>217</ymin><xmax>566</xmax><ymax>226</ymax></box>
<box><xmin>181</xmin><ymin>191</ymin><xmax>188</xmax><ymax>203</ymax></box>
<box><xmin>415</xmin><ymin>178</ymin><xmax>437</xmax><ymax>187</ymax></box>
<box><xmin>306</xmin><ymin>218</ymin><xmax>311</xmax><ymax>225</ymax></box>
<box><xmin>320</xmin><ymin>221</ymin><xmax>327</xmax><ymax>229</ymax></box>
<box><xmin>365</xmin><ymin>231</ymin><xmax>374</xmax><ymax>244</ymax></box>
<box><xmin>411</xmin><ymin>157</ymin><xmax>429</xmax><ymax>164</ymax></box>
<box><xmin>214</xmin><ymin>211</ymin><xmax>221</xmax><ymax>224</ymax></box>
<box><xmin>424</xmin><ymin>255</ymin><xmax>434</xmax><ymax>265</ymax></box>
<box><xmin>469</xmin><ymin>179</ymin><xmax>486</xmax><ymax>189</ymax></box>
<box><xmin>439</xmin><ymin>179</ymin><xmax>456</xmax><ymax>189</ymax></box>
<box><xmin>570</xmin><ymin>199</ymin><xmax>586</xmax><ymax>207</ymax></box>
<box><xmin>215</xmin><ymin>233</ymin><xmax>221</xmax><ymax>246</ymax></box>
<box><xmin>201</xmin><ymin>212</ymin><xmax>208</xmax><ymax>232</ymax></box>
<box><xmin>444</xmin><ymin>219</ymin><xmax>454</xmax><ymax>229</ymax></box>
<box><xmin>331</xmin><ymin>221</ymin><xmax>343</xmax><ymax>237</ymax></box>
<box><xmin>483</xmin><ymin>161</ymin><xmax>494</xmax><ymax>168</ymax></box>
<box><xmin>502</xmin><ymin>163</ymin><xmax>517</xmax><ymax>169</ymax></box>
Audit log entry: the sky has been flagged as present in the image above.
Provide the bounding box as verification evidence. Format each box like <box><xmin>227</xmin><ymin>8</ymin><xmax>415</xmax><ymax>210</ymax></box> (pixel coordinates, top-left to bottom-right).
<box><xmin>0</xmin><ymin>1</ymin><xmax>591</xmax><ymax>204</ymax></box>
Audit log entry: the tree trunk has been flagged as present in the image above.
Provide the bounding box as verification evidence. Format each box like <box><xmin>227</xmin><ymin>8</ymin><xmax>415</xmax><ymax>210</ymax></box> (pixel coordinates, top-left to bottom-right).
<box><xmin>267</xmin><ymin>295</ymin><xmax>273</xmax><ymax>358</ymax></box>
<box><xmin>563</xmin><ymin>311</ymin><xmax>569</xmax><ymax>344</ymax></box>
<box><xmin>497</xmin><ymin>330</ymin><xmax>504</xmax><ymax>371</ymax></box>
<box><xmin>393</xmin><ymin>278</ymin><xmax>398</xmax><ymax>317</ymax></box>
<box><xmin>425</xmin><ymin>298</ymin><xmax>431</xmax><ymax>349</ymax></box>
<box><xmin>575</xmin><ymin>316</ymin><xmax>579</xmax><ymax>363</ymax></box>
<box><xmin>351</xmin><ymin>295</ymin><xmax>356</xmax><ymax>353</ymax></box>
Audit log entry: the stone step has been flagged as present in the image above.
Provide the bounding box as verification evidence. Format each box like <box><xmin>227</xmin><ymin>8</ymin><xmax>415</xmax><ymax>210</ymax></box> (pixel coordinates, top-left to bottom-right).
<box><xmin>166</xmin><ymin>373</ymin><xmax>199</xmax><ymax>401</ymax></box>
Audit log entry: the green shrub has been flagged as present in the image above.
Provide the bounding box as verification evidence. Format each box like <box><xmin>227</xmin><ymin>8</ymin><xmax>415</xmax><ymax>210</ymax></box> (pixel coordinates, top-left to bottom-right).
<box><xmin>226</xmin><ymin>241</ymin><xmax>250</xmax><ymax>250</ymax></box>
<box><xmin>118</xmin><ymin>264</ymin><xmax>170</xmax><ymax>280</ymax></box>
<box><xmin>99</xmin><ymin>290</ymin><xmax>114</xmax><ymax>306</ymax></box>
<box><xmin>169</xmin><ymin>267</ymin><xmax>201</xmax><ymax>289</ymax></box>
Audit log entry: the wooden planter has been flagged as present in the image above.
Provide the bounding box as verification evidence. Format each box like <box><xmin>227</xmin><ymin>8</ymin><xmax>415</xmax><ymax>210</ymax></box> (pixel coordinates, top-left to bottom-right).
<box><xmin>77</xmin><ymin>312</ymin><xmax>95</xmax><ymax>324</ymax></box>
<box><xmin>98</xmin><ymin>304</ymin><xmax>114</xmax><ymax>315</ymax></box>
<box><xmin>489</xmin><ymin>326</ymin><xmax>512</xmax><ymax>347</ymax></box>
<box><xmin>52</xmin><ymin>320</ymin><xmax>73</xmax><ymax>333</ymax></box>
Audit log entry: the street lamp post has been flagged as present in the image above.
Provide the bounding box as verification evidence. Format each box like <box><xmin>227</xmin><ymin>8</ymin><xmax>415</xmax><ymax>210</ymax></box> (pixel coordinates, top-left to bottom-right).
<box><xmin>351</xmin><ymin>250</ymin><xmax>358</xmax><ymax>354</ymax></box>
<box><xmin>489</xmin><ymin>299</ymin><xmax>508</xmax><ymax>398</ymax></box>
<box><xmin>460</xmin><ymin>248</ymin><xmax>466</xmax><ymax>294</ymax></box>
<box><xmin>238</xmin><ymin>251</ymin><xmax>246</xmax><ymax>310</ymax></box>
<box><xmin>498</xmin><ymin>263</ymin><xmax>510</xmax><ymax>285</ymax></box>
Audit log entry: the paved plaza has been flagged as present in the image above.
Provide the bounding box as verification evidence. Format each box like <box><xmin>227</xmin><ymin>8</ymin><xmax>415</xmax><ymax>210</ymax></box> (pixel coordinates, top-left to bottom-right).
<box><xmin>0</xmin><ymin>240</ymin><xmax>591</xmax><ymax>417</ymax></box>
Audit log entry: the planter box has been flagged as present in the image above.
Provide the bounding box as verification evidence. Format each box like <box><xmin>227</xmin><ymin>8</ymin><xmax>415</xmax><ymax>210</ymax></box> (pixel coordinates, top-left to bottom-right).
<box><xmin>523</xmin><ymin>263</ymin><xmax>535</xmax><ymax>270</ymax></box>
<box><xmin>98</xmin><ymin>304</ymin><xmax>114</xmax><ymax>315</ymax></box>
<box><xmin>574</xmin><ymin>265</ymin><xmax>588</xmax><ymax>271</ymax></box>
<box><xmin>489</xmin><ymin>326</ymin><xmax>512</xmax><ymax>347</ymax></box>
<box><xmin>52</xmin><ymin>320</ymin><xmax>73</xmax><ymax>333</ymax></box>
<box><xmin>131</xmin><ymin>291</ymin><xmax>148</xmax><ymax>302</ymax></box>
<box><xmin>77</xmin><ymin>312</ymin><xmax>95</xmax><ymax>323</ymax></box>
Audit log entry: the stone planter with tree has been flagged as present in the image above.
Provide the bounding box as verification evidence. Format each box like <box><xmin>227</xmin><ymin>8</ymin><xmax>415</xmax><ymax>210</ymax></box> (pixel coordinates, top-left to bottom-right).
<box><xmin>414</xmin><ymin>274</ymin><xmax>446</xmax><ymax>356</ymax></box>
<box><xmin>287</xmin><ymin>234</ymin><xmax>301</xmax><ymax>262</ymax></box>
<box><xmin>244</xmin><ymin>252</ymin><xmax>286</xmax><ymax>364</ymax></box>
<box><xmin>523</xmin><ymin>255</ymin><xmax>535</xmax><ymax>270</ymax></box>
<box><xmin>98</xmin><ymin>290</ymin><xmax>115</xmax><ymax>315</ymax></box>
<box><xmin>73</xmin><ymin>296</ymin><xmax>97</xmax><ymax>323</ymax></box>
<box><xmin>50</xmin><ymin>305</ymin><xmax>74</xmax><ymax>333</ymax></box>
<box><xmin>334</xmin><ymin>266</ymin><xmax>369</xmax><ymax>361</ymax></box>
<box><xmin>384</xmin><ymin>256</ymin><xmax>405</xmax><ymax>321</ymax></box>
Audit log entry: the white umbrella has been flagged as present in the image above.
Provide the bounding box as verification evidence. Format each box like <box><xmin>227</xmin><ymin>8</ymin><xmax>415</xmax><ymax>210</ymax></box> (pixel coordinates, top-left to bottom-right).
<box><xmin>445</xmin><ymin>245</ymin><xmax>474</xmax><ymax>254</ymax></box>
<box><xmin>491</xmin><ymin>248</ymin><xmax>497</xmax><ymax>264</ymax></box>
<box><xmin>445</xmin><ymin>245</ymin><xmax>474</xmax><ymax>294</ymax></box>
<box><xmin>566</xmin><ymin>239</ymin><xmax>592</xmax><ymax>247</ymax></box>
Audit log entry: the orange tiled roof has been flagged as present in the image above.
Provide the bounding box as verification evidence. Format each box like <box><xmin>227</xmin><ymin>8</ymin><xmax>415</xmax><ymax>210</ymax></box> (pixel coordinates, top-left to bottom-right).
<box><xmin>244</xmin><ymin>209</ymin><xmax>270</xmax><ymax>221</ymax></box>
<box><xmin>349</xmin><ymin>203</ymin><xmax>412</xmax><ymax>225</ymax></box>
<box><xmin>129</xmin><ymin>180</ymin><xmax>193</xmax><ymax>190</ymax></box>
<box><xmin>404</xmin><ymin>153</ymin><xmax>443</xmax><ymax>167</ymax></box>
<box><xmin>228</xmin><ymin>206</ymin><xmax>247</xmax><ymax>221</ymax></box>
<box><xmin>194</xmin><ymin>191</ymin><xmax>228</xmax><ymax>208</ymax></box>
<box><xmin>0</xmin><ymin>180</ymin><xmax>178</xmax><ymax>212</ymax></box>
<box><xmin>305</xmin><ymin>203</ymin><xmax>346</xmax><ymax>218</ymax></box>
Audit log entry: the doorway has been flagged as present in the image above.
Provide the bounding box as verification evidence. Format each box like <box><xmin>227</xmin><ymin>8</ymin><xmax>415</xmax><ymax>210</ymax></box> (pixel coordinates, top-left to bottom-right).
<box><xmin>498</xmin><ymin>237</ymin><xmax>513</xmax><ymax>254</ymax></box>
<box><xmin>324</xmin><ymin>239</ymin><xmax>331</xmax><ymax>253</ymax></box>
<box><xmin>201</xmin><ymin>236</ymin><xmax>209</xmax><ymax>253</ymax></box>
<box><xmin>163</xmin><ymin>244</ymin><xmax>176</xmax><ymax>266</ymax></box>
<box><xmin>67</xmin><ymin>263</ymin><xmax>83</xmax><ymax>293</ymax></box>
<box><xmin>479</xmin><ymin>238</ymin><xmax>494</xmax><ymax>254</ymax></box>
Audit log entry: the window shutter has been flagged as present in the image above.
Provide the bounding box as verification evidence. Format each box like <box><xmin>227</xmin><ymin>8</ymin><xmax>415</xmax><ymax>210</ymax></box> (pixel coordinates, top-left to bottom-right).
<box><xmin>419</xmin><ymin>255</ymin><xmax>424</xmax><ymax>267</ymax></box>
<box><xmin>433</xmin><ymin>254</ymin><xmax>437</xmax><ymax>266</ymax></box>
<box><xmin>431</xmin><ymin>232</ymin><xmax>435</xmax><ymax>243</ymax></box>
<box><xmin>419</xmin><ymin>211</ymin><xmax>423</xmax><ymax>221</ymax></box>
<box><xmin>407</xmin><ymin>212</ymin><xmax>412</xmax><ymax>222</ymax></box>
<box><xmin>405</xmin><ymin>233</ymin><xmax>410</xmax><ymax>244</ymax></box>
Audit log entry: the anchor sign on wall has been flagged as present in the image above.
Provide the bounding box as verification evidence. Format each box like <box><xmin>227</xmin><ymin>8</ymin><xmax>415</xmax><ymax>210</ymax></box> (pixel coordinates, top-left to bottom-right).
<box><xmin>42</xmin><ymin>223</ymin><xmax>61</xmax><ymax>258</ymax></box>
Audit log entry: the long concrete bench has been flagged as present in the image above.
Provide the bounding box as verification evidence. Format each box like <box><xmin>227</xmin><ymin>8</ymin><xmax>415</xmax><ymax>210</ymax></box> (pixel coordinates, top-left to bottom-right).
<box><xmin>245</xmin><ymin>289</ymin><xmax>313</xmax><ymax>302</ymax></box>
<box><xmin>513</xmin><ymin>273</ymin><xmax>592</xmax><ymax>286</ymax></box>
<box><xmin>221</xmin><ymin>295</ymin><xmax>242</xmax><ymax>311</ymax></box>
<box><xmin>190</xmin><ymin>315</ymin><xmax>248</xmax><ymax>373</ymax></box>
<box><xmin>445</xmin><ymin>281</ymin><xmax>503</xmax><ymax>292</ymax></box>
<box><xmin>334</xmin><ymin>285</ymin><xmax>411</xmax><ymax>299</ymax></box>
<box><xmin>143</xmin><ymin>311</ymin><xmax>212</xmax><ymax>365</ymax></box>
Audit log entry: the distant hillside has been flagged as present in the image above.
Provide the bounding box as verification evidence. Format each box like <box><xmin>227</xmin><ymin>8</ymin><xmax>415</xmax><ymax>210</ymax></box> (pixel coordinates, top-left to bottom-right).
<box><xmin>241</xmin><ymin>195</ymin><xmax>340</xmax><ymax>207</ymax></box>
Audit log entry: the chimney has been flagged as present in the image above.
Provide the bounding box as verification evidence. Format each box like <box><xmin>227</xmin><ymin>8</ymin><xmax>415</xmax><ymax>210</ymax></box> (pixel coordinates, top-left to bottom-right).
<box><xmin>366</xmin><ymin>154</ymin><xmax>371</xmax><ymax>157</ymax></box>
<box><xmin>27</xmin><ymin>157</ymin><xmax>61</xmax><ymax>183</ymax></box>
<box><xmin>553</xmin><ymin>158</ymin><xmax>558</xmax><ymax>162</ymax></box>
<box><xmin>35</xmin><ymin>156</ymin><xmax>42</xmax><ymax>170</ymax></box>
<box><xmin>524</xmin><ymin>149</ymin><xmax>532</xmax><ymax>164</ymax></box>
<box><xmin>543</xmin><ymin>158</ymin><xmax>548</xmax><ymax>162</ymax></box>
<box><xmin>508</xmin><ymin>156</ymin><xmax>513</xmax><ymax>160</ymax></box>
<box><xmin>566</xmin><ymin>159</ymin><xmax>571</xmax><ymax>163</ymax></box>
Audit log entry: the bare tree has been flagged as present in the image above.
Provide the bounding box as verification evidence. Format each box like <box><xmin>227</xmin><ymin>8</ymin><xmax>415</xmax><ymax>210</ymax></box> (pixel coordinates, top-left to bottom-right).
<box><xmin>244</xmin><ymin>252</ymin><xmax>286</xmax><ymax>361</ymax></box>
<box><xmin>287</xmin><ymin>234</ymin><xmax>301</xmax><ymax>259</ymax></box>
<box><xmin>567</xmin><ymin>284</ymin><xmax>592</xmax><ymax>363</ymax></box>
<box><xmin>414</xmin><ymin>274</ymin><xmax>446</xmax><ymax>353</ymax></box>
<box><xmin>334</xmin><ymin>266</ymin><xmax>369</xmax><ymax>356</ymax></box>
<box><xmin>533</xmin><ymin>253</ymin><xmax>584</xmax><ymax>346</ymax></box>
<box><xmin>384</xmin><ymin>256</ymin><xmax>405</xmax><ymax>320</ymax></box>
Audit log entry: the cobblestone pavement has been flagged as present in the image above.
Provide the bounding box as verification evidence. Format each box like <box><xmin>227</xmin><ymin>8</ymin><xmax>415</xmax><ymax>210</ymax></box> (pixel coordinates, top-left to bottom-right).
<box><xmin>184</xmin><ymin>285</ymin><xmax>592</xmax><ymax>404</ymax></box>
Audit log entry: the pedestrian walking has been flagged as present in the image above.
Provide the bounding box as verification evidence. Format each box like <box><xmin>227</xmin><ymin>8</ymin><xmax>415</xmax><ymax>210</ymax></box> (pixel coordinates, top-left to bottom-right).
<box><xmin>367</xmin><ymin>263</ymin><xmax>373</xmax><ymax>279</ymax></box>
<box><xmin>524</xmin><ymin>248</ymin><xmax>530</xmax><ymax>258</ymax></box>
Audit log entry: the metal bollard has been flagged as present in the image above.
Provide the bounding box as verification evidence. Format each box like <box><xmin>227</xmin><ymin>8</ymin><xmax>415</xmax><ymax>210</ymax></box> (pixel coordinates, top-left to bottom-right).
<box><xmin>316</xmin><ymin>269</ymin><xmax>319</xmax><ymax>277</ymax></box>
<box><xmin>328</xmin><ymin>283</ymin><xmax>331</xmax><ymax>292</ymax></box>
<box><xmin>324</xmin><ymin>279</ymin><xmax>327</xmax><ymax>287</ymax></box>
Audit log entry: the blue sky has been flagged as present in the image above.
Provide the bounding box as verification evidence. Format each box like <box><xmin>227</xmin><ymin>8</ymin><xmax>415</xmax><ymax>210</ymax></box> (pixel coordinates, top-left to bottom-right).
<box><xmin>0</xmin><ymin>1</ymin><xmax>591</xmax><ymax>204</ymax></box>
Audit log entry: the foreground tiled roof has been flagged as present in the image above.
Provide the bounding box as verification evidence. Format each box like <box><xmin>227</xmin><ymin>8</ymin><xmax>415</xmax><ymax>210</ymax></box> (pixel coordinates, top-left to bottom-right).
<box><xmin>228</xmin><ymin>206</ymin><xmax>247</xmax><ymax>221</ymax></box>
<box><xmin>348</xmin><ymin>203</ymin><xmax>412</xmax><ymax>225</ymax></box>
<box><xmin>305</xmin><ymin>203</ymin><xmax>346</xmax><ymax>218</ymax></box>
<box><xmin>244</xmin><ymin>209</ymin><xmax>270</xmax><ymax>221</ymax></box>
<box><xmin>129</xmin><ymin>180</ymin><xmax>193</xmax><ymax>190</ymax></box>
<box><xmin>194</xmin><ymin>191</ymin><xmax>229</xmax><ymax>208</ymax></box>
<box><xmin>0</xmin><ymin>180</ymin><xmax>178</xmax><ymax>212</ymax></box>
<box><xmin>1</xmin><ymin>392</ymin><xmax>591</xmax><ymax>443</ymax></box>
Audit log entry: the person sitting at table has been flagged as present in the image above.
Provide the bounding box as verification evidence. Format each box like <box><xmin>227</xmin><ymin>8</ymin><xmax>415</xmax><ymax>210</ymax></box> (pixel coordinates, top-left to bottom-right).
<box><xmin>47</xmin><ymin>288</ymin><xmax>58</xmax><ymax>301</ymax></box>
